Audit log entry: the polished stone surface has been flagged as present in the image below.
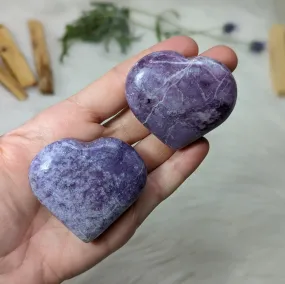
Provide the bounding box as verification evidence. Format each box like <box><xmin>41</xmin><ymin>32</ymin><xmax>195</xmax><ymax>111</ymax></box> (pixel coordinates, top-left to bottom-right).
<box><xmin>126</xmin><ymin>51</ymin><xmax>237</xmax><ymax>149</ymax></box>
<box><xmin>29</xmin><ymin>137</ymin><xmax>147</xmax><ymax>242</ymax></box>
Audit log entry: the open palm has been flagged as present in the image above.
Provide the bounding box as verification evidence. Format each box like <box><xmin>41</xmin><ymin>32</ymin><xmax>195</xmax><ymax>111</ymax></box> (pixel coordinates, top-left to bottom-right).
<box><xmin>0</xmin><ymin>36</ymin><xmax>237</xmax><ymax>284</ymax></box>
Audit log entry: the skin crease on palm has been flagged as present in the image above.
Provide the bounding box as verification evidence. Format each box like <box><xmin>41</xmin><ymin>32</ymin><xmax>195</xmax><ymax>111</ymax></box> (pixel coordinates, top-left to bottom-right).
<box><xmin>0</xmin><ymin>36</ymin><xmax>238</xmax><ymax>284</ymax></box>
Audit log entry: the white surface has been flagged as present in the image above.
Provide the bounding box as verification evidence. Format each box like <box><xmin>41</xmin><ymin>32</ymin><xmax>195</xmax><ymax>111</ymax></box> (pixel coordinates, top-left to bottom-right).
<box><xmin>1</xmin><ymin>0</ymin><xmax>285</xmax><ymax>283</ymax></box>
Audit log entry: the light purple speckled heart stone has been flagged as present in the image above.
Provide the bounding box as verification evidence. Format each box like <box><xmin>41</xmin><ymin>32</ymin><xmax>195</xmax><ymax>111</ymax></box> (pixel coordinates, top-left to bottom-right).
<box><xmin>126</xmin><ymin>51</ymin><xmax>237</xmax><ymax>149</ymax></box>
<box><xmin>29</xmin><ymin>137</ymin><xmax>147</xmax><ymax>242</ymax></box>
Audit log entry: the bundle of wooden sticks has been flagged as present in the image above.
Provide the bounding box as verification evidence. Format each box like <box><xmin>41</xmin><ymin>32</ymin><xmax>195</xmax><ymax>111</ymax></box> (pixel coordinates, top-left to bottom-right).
<box><xmin>0</xmin><ymin>20</ymin><xmax>53</xmax><ymax>101</ymax></box>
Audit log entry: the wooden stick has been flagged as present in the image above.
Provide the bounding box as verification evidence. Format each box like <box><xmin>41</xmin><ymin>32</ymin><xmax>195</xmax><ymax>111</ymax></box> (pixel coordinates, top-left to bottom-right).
<box><xmin>0</xmin><ymin>66</ymin><xmax>28</xmax><ymax>101</ymax></box>
<box><xmin>268</xmin><ymin>24</ymin><xmax>285</xmax><ymax>96</ymax></box>
<box><xmin>28</xmin><ymin>20</ymin><xmax>54</xmax><ymax>94</ymax></box>
<box><xmin>0</xmin><ymin>25</ymin><xmax>36</xmax><ymax>88</ymax></box>
<box><xmin>1</xmin><ymin>57</ymin><xmax>16</xmax><ymax>79</ymax></box>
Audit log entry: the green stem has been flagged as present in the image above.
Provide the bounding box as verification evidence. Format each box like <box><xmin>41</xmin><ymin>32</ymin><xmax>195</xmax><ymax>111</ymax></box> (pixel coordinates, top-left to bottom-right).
<box><xmin>129</xmin><ymin>7</ymin><xmax>249</xmax><ymax>46</ymax></box>
<box><xmin>129</xmin><ymin>7</ymin><xmax>159</xmax><ymax>18</ymax></box>
<box><xmin>130</xmin><ymin>7</ymin><xmax>198</xmax><ymax>33</ymax></box>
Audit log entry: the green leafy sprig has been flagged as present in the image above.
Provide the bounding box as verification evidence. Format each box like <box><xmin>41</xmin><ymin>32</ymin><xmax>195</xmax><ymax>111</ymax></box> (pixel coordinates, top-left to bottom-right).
<box><xmin>60</xmin><ymin>2</ymin><xmax>138</xmax><ymax>62</ymax></box>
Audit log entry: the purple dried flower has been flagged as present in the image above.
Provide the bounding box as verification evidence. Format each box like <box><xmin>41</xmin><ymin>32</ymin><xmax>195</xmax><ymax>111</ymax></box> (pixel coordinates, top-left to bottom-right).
<box><xmin>249</xmin><ymin>40</ymin><xmax>266</xmax><ymax>53</ymax></box>
<box><xmin>249</xmin><ymin>41</ymin><xmax>266</xmax><ymax>53</ymax></box>
<box><xmin>223</xmin><ymin>23</ymin><xmax>237</xmax><ymax>34</ymax></box>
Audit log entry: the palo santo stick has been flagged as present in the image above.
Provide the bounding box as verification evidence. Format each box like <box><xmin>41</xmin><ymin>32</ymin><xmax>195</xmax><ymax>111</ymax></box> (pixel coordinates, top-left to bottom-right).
<box><xmin>28</xmin><ymin>20</ymin><xmax>54</xmax><ymax>94</ymax></box>
<box><xmin>0</xmin><ymin>66</ymin><xmax>28</xmax><ymax>101</ymax></box>
<box><xmin>0</xmin><ymin>25</ymin><xmax>36</xmax><ymax>88</ymax></box>
<box><xmin>268</xmin><ymin>24</ymin><xmax>285</xmax><ymax>96</ymax></box>
<box><xmin>1</xmin><ymin>57</ymin><xmax>16</xmax><ymax>79</ymax></box>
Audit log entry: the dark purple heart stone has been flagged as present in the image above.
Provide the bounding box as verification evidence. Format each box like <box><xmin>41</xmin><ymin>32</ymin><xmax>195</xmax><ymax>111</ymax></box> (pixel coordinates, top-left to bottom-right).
<box><xmin>29</xmin><ymin>137</ymin><xmax>147</xmax><ymax>242</ymax></box>
<box><xmin>125</xmin><ymin>51</ymin><xmax>237</xmax><ymax>149</ymax></box>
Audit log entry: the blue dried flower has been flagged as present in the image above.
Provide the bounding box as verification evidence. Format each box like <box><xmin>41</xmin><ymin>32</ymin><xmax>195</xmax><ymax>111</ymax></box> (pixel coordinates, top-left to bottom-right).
<box><xmin>223</xmin><ymin>23</ymin><xmax>237</xmax><ymax>34</ymax></box>
<box><xmin>249</xmin><ymin>41</ymin><xmax>266</xmax><ymax>53</ymax></box>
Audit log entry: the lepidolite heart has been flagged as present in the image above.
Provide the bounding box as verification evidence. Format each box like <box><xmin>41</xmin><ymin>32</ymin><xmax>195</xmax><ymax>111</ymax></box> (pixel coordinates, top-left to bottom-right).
<box><xmin>29</xmin><ymin>137</ymin><xmax>147</xmax><ymax>242</ymax></box>
<box><xmin>126</xmin><ymin>51</ymin><xmax>237</xmax><ymax>149</ymax></box>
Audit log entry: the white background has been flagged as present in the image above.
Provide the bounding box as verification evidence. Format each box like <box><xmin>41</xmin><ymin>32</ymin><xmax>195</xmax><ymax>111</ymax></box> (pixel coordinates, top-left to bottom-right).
<box><xmin>1</xmin><ymin>0</ymin><xmax>285</xmax><ymax>283</ymax></box>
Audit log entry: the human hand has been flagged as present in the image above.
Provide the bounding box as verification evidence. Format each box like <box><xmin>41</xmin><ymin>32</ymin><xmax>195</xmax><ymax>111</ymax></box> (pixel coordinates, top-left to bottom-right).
<box><xmin>0</xmin><ymin>36</ymin><xmax>237</xmax><ymax>284</ymax></box>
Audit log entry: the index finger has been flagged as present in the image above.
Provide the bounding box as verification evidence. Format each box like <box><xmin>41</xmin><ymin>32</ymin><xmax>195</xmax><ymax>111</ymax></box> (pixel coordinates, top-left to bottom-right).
<box><xmin>70</xmin><ymin>36</ymin><xmax>199</xmax><ymax>123</ymax></box>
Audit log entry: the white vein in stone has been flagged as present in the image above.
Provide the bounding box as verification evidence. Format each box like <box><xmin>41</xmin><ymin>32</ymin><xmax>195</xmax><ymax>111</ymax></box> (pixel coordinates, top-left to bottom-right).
<box><xmin>142</xmin><ymin>59</ymin><xmax>197</xmax><ymax>125</ymax></box>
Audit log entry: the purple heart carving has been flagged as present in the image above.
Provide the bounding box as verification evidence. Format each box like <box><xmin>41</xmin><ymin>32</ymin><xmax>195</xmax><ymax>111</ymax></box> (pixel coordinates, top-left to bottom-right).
<box><xmin>29</xmin><ymin>137</ymin><xmax>147</xmax><ymax>242</ymax></box>
<box><xmin>126</xmin><ymin>51</ymin><xmax>237</xmax><ymax>149</ymax></box>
